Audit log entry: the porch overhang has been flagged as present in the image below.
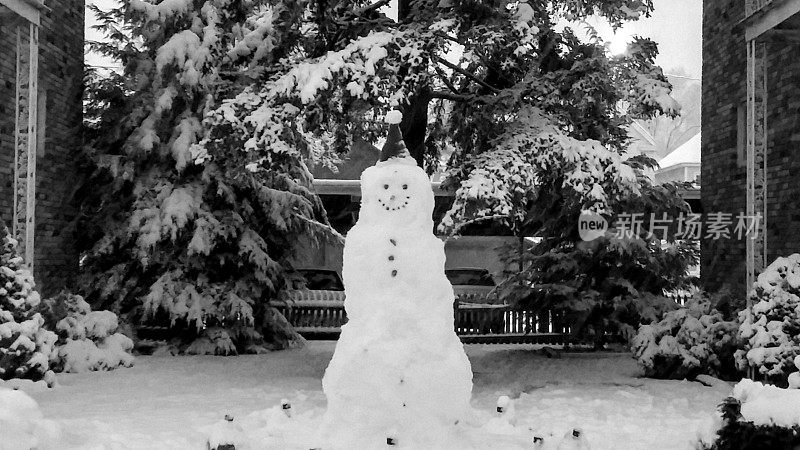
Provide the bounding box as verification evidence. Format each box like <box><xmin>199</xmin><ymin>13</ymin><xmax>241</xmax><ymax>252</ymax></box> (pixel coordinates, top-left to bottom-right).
<box><xmin>0</xmin><ymin>0</ymin><xmax>48</xmax><ymax>25</ymax></box>
<box><xmin>740</xmin><ymin>0</ymin><xmax>800</xmax><ymax>42</ymax></box>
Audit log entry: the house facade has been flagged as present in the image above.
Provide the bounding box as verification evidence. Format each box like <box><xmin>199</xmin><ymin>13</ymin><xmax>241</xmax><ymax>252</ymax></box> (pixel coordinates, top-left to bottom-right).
<box><xmin>0</xmin><ymin>0</ymin><xmax>83</xmax><ymax>294</ymax></box>
<box><xmin>702</xmin><ymin>0</ymin><xmax>800</xmax><ymax>294</ymax></box>
<box><xmin>654</xmin><ymin>133</ymin><xmax>701</xmax><ymax>185</ymax></box>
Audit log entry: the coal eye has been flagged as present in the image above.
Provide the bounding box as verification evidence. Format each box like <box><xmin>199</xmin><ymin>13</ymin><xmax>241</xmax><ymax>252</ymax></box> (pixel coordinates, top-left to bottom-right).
<box><xmin>383</xmin><ymin>184</ymin><xmax>389</xmax><ymax>189</ymax></box>
<box><xmin>402</xmin><ymin>184</ymin><xmax>408</xmax><ymax>190</ymax></box>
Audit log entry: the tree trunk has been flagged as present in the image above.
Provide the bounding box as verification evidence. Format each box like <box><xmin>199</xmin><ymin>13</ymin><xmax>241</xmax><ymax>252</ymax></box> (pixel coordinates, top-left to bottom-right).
<box><xmin>593</xmin><ymin>318</ymin><xmax>606</xmax><ymax>351</ymax></box>
<box><xmin>396</xmin><ymin>0</ymin><xmax>431</xmax><ymax>169</ymax></box>
<box><xmin>398</xmin><ymin>0</ymin><xmax>411</xmax><ymax>22</ymax></box>
<box><xmin>401</xmin><ymin>90</ymin><xmax>431</xmax><ymax>168</ymax></box>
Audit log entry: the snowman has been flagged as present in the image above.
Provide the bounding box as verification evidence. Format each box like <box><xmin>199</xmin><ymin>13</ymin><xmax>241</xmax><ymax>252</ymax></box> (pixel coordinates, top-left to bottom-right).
<box><xmin>320</xmin><ymin>111</ymin><xmax>474</xmax><ymax>448</ymax></box>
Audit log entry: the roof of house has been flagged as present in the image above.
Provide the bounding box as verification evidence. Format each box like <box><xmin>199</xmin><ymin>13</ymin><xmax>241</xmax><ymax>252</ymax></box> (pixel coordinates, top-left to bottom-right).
<box><xmin>658</xmin><ymin>132</ymin><xmax>701</xmax><ymax>169</ymax></box>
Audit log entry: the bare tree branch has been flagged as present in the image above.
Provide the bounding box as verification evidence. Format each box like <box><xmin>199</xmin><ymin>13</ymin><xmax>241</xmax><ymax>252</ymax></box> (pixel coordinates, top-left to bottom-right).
<box><xmin>434</xmin><ymin>56</ymin><xmax>499</xmax><ymax>94</ymax></box>
<box><xmin>430</xmin><ymin>90</ymin><xmax>476</xmax><ymax>102</ymax></box>
<box><xmin>433</xmin><ymin>64</ymin><xmax>460</xmax><ymax>95</ymax></box>
<box><xmin>433</xmin><ymin>31</ymin><xmax>464</xmax><ymax>46</ymax></box>
<box><xmin>355</xmin><ymin>0</ymin><xmax>392</xmax><ymax>15</ymax></box>
<box><xmin>432</xmin><ymin>32</ymin><xmax>507</xmax><ymax>83</ymax></box>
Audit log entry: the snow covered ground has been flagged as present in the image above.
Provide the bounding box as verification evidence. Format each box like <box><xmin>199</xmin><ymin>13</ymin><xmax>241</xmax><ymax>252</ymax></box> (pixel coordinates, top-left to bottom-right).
<box><xmin>3</xmin><ymin>341</ymin><xmax>731</xmax><ymax>449</ymax></box>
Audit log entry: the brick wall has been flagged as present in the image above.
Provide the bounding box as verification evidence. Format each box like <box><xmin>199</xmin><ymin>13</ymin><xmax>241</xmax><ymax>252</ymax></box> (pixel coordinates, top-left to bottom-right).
<box><xmin>763</xmin><ymin>42</ymin><xmax>800</xmax><ymax>264</ymax></box>
<box><xmin>0</xmin><ymin>11</ymin><xmax>17</xmax><ymax>229</ymax></box>
<box><xmin>0</xmin><ymin>1</ymin><xmax>83</xmax><ymax>296</ymax></box>
<box><xmin>702</xmin><ymin>0</ymin><xmax>747</xmax><ymax>293</ymax></box>
<box><xmin>702</xmin><ymin>0</ymin><xmax>800</xmax><ymax>294</ymax></box>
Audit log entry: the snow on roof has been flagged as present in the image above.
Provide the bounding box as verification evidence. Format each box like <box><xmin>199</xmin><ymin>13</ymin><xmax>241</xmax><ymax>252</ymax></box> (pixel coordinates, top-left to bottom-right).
<box><xmin>658</xmin><ymin>133</ymin><xmax>701</xmax><ymax>169</ymax></box>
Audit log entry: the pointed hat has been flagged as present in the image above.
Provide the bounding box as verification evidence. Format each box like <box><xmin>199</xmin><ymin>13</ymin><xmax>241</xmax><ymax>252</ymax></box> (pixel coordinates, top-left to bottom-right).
<box><xmin>379</xmin><ymin>110</ymin><xmax>411</xmax><ymax>161</ymax></box>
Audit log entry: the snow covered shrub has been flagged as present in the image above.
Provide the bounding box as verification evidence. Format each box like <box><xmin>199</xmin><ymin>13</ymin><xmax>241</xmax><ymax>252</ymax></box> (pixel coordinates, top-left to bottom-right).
<box><xmin>701</xmin><ymin>380</ymin><xmax>800</xmax><ymax>450</ymax></box>
<box><xmin>39</xmin><ymin>292</ymin><xmax>134</xmax><ymax>373</ymax></box>
<box><xmin>0</xmin><ymin>388</ymin><xmax>61</xmax><ymax>448</ymax></box>
<box><xmin>184</xmin><ymin>327</ymin><xmax>238</xmax><ymax>356</ymax></box>
<box><xmin>632</xmin><ymin>292</ymin><xmax>740</xmax><ymax>380</ymax></box>
<box><xmin>0</xmin><ymin>223</ymin><xmax>57</xmax><ymax>382</ymax></box>
<box><xmin>735</xmin><ymin>254</ymin><xmax>800</xmax><ymax>386</ymax></box>
<box><xmin>485</xmin><ymin>179</ymin><xmax>698</xmax><ymax>349</ymax></box>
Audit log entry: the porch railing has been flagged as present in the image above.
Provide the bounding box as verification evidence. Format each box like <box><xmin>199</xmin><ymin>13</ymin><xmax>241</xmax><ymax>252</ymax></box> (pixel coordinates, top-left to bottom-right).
<box><xmin>664</xmin><ymin>290</ymin><xmax>694</xmax><ymax>307</ymax></box>
<box><xmin>270</xmin><ymin>296</ymin><xmax>568</xmax><ymax>344</ymax></box>
<box><xmin>272</xmin><ymin>290</ymin><xmax>694</xmax><ymax>342</ymax></box>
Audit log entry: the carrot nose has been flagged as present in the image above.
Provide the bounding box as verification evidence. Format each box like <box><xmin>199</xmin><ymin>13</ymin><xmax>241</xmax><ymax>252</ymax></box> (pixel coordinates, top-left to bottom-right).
<box><xmin>390</xmin><ymin>195</ymin><xmax>396</xmax><ymax>201</ymax></box>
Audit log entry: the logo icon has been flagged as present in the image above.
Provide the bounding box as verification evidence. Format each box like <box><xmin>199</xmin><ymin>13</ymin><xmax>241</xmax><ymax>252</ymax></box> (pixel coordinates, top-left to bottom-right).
<box><xmin>578</xmin><ymin>211</ymin><xmax>608</xmax><ymax>241</ymax></box>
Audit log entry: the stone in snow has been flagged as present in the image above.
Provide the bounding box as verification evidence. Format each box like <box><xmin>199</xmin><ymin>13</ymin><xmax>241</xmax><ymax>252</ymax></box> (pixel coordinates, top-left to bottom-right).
<box><xmin>205</xmin><ymin>414</ymin><xmax>245</xmax><ymax>450</ymax></box>
<box><xmin>556</xmin><ymin>428</ymin><xmax>591</xmax><ymax>450</ymax></box>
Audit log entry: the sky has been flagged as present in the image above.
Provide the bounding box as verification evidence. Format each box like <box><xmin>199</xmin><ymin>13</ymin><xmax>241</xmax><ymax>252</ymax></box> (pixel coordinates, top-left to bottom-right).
<box><xmin>85</xmin><ymin>0</ymin><xmax>120</xmax><ymax>70</ymax></box>
<box><xmin>589</xmin><ymin>0</ymin><xmax>703</xmax><ymax>80</ymax></box>
<box><xmin>84</xmin><ymin>0</ymin><xmax>702</xmax><ymax>79</ymax></box>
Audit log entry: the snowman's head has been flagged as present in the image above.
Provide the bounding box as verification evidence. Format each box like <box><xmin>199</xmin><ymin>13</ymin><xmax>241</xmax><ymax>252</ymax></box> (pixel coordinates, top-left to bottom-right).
<box><xmin>358</xmin><ymin>157</ymin><xmax>434</xmax><ymax>231</ymax></box>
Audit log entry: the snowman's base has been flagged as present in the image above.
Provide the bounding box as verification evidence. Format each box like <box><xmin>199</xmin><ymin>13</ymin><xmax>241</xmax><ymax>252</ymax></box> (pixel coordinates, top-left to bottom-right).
<box><xmin>201</xmin><ymin>399</ymin><xmax>586</xmax><ymax>450</ymax></box>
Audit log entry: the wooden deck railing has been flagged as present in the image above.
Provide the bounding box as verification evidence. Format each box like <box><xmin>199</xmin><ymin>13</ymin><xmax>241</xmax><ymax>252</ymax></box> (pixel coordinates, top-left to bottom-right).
<box><xmin>664</xmin><ymin>290</ymin><xmax>693</xmax><ymax>306</ymax></box>
<box><xmin>277</xmin><ymin>299</ymin><xmax>347</xmax><ymax>334</ymax></box>
<box><xmin>453</xmin><ymin>303</ymin><xmax>571</xmax><ymax>344</ymax></box>
<box><xmin>270</xmin><ymin>290</ymin><xmax>694</xmax><ymax>343</ymax></box>
<box><xmin>270</xmin><ymin>295</ymin><xmax>570</xmax><ymax>344</ymax></box>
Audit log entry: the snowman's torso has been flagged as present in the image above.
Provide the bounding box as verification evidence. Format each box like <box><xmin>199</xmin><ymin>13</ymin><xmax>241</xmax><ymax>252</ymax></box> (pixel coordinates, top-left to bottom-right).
<box><xmin>342</xmin><ymin>224</ymin><xmax>453</xmax><ymax>328</ymax></box>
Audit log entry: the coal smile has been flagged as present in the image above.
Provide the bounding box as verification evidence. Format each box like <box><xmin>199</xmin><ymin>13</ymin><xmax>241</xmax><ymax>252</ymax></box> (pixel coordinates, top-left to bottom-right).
<box><xmin>377</xmin><ymin>196</ymin><xmax>410</xmax><ymax>211</ymax></box>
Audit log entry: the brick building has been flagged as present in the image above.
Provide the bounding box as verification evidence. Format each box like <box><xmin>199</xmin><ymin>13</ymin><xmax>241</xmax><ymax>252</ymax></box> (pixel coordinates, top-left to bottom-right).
<box><xmin>0</xmin><ymin>0</ymin><xmax>83</xmax><ymax>295</ymax></box>
<box><xmin>702</xmin><ymin>0</ymin><xmax>800</xmax><ymax>294</ymax></box>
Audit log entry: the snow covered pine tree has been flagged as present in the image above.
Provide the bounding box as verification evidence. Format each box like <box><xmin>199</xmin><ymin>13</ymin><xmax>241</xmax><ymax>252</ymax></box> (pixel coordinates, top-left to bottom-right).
<box><xmin>78</xmin><ymin>1</ymin><xmax>337</xmax><ymax>354</ymax></box>
<box><xmin>0</xmin><ymin>221</ymin><xmax>56</xmax><ymax>383</ymax></box>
